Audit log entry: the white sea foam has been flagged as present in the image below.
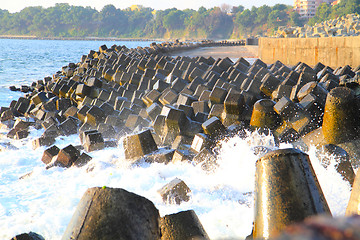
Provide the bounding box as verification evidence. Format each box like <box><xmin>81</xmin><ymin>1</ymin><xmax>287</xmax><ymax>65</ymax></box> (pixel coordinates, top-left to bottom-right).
<box><xmin>0</xmin><ymin>128</ymin><xmax>352</xmax><ymax>239</ymax></box>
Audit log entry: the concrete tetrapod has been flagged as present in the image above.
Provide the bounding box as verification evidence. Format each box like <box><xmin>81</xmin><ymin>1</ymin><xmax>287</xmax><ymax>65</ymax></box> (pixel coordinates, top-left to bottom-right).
<box><xmin>250</xmin><ymin>99</ymin><xmax>281</xmax><ymax>130</ymax></box>
<box><xmin>62</xmin><ymin>187</ymin><xmax>160</xmax><ymax>240</ymax></box>
<box><xmin>160</xmin><ymin>210</ymin><xmax>209</xmax><ymax>240</ymax></box>
<box><xmin>253</xmin><ymin>148</ymin><xmax>331</xmax><ymax>239</ymax></box>
<box><xmin>322</xmin><ymin>87</ymin><xmax>360</xmax><ymax>145</ymax></box>
<box><xmin>346</xmin><ymin>167</ymin><xmax>360</xmax><ymax>216</ymax></box>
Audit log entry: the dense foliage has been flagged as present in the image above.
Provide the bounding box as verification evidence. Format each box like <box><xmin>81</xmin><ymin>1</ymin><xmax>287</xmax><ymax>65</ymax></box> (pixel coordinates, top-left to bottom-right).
<box><xmin>308</xmin><ymin>0</ymin><xmax>360</xmax><ymax>25</ymax></box>
<box><xmin>2</xmin><ymin>1</ymin><xmax>358</xmax><ymax>39</ymax></box>
<box><xmin>0</xmin><ymin>3</ymin><xmax>295</xmax><ymax>39</ymax></box>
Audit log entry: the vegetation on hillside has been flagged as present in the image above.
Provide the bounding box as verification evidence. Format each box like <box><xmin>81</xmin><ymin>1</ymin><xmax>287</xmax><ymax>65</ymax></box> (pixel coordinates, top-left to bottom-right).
<box><xmin>0</xmin><ymin>3</ymin><xmax>294</xmax><ymax>39</ymax></box>
<box><xmin>1</xmin><ymin>0</ymin><xmax>359</xmax><ymax>39</ymax></box>
<box><xmin>308</xmin><ymin>0</ymin><xmax>360</xmax><ymax>25</ymax></box>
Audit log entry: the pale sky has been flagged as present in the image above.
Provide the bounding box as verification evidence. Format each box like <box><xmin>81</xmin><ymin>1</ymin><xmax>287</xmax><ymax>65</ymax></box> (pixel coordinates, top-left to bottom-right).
<box><xmin>1</xmin><ymin>0</ymin><xmax>294</xmax><ymax>13</ymax></box>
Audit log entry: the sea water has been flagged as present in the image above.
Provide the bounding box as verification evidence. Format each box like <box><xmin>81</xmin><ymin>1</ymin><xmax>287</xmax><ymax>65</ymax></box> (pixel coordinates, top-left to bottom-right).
<box><xmin>0</xmin><ymin>39</ymin><xmax>352</xmax><ymax>239</ymax></box>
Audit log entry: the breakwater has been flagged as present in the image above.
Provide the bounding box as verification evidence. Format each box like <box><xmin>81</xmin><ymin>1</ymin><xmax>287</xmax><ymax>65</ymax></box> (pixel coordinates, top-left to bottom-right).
<box><xmin>2</xmin><ymin>40</ymin><xmax>359</xmax><ymax>239</ymax></box>
<box><xmin>259</xmin><ymin>36</ymin><xmax>360</xmax><ymax>68</ymax></box>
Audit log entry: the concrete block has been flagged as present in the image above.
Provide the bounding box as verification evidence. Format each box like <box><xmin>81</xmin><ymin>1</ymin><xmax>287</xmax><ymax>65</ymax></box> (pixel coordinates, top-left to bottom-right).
<box><xmin>153</xmin><ymin>115</ymin><xmax>166</xmax><ymax>138</ymax></box>
<box><xmin>77</xmin><ymin>104</ymin><xmax>90</xmax><ymax>123</ymax></box>
<box><xmin>224</xmin><ymin>89</ymin><xmax>245</xmax><ymax>115</ymax></box>
<box><xmin>189</xmin><ymin>67</ymin><xmax>205</xmax><ymax>81</ymax></box>
<box><xmin>146</xmin><ymin>103</ymin><xmax>162</xmax><ymax>121</ymax></box>
<box><xmin>12</xmin><ymin>129</ymin><xmax>29</xmax><ymax>140</ymax></box>
<box><xmin>144</xmin><ymin>148</ymin><xmax>175</xmax><ymax>164</ymax></box>
<box><xmin>153</xmin><ymin>80</ymin><xmax>170</xmax><ymax>92</ymax></box>
<box><xmin>176</xmin><ymin>93</ymin><xmax>197</xmax><ymax>106</ymax></box>
<box><xmin>208</xmin><ymin>104</ymin><xmax>224</xmax><ymax>119</ymax></box>
<box><xmin>32</xmin><ymin>135</ymin><xmax>56</xmax><ymax>150</ymax></box>
<box><xmin>99</xmin><ymin>102</ymin><xmax>114</xmax><ymax>116</ymax></box>
<box><xmin>59</xmin><ymin>117</ymin><xmax>78</xmax><ymax>136</ymax></box>
<box><xmin>198</xmin><ymin>90</ymin><xmax>211</xmax><ymax>102</ymax></box>
<box><xmin>190</xmin><ymin>133</ymin><xmax>214</xmax><ymax>153</ymax></box>
<box><xmin>104</xmin><ymin>115</ymin><xmax>123</xmax><ymax>129</ymax></box>
<box><xmin>171</xmin><ymin>77</ymin><xmax>188</xmax><ymax>93</ymax></box>
<box><xmin>83</xmin><ymin>131</ymin><xmax>105</xmax><ymax>152</ymax></box>
<box><xmin>125</xmin><ymin>114</ymin><xmax>149</xmax><ymax>131</ymax></box>
<box><xmin>297</xmin><ymin>81</ymin><xmax>328</xmax><ymax>105</ymax></box>
<box><xmin>55</xmin><ymin>144</ymin><xmax>80</xmax><ymax>167</ymax></box>
<box><xmin>193</xmin><ymin>148</ymin><xmax>217</xmax><ymax>172</ymax></box>
<box><xmin>163</xmin><ymin>108</ymin><xmax>188</xmax><ymax>145</ymax></box>
<box><xmin>172</xmin><ymin>149</ymin><xmax>193</xmax><ymax>163</ymax></box>
<box><xmin>159</xmin><ymin>89</ymin><xmax>178</xmax><ymax>105</ymax></box>
<box><xmin>260</xmin><ymin>73</ymin><xmax>282</xmax><ymax>97</ymax></box>
<box><xmin>97</xmin><ymin>123</ymin><xmax>116</xmax><ymax>138</ymax></box>
<box><xmin>31</xmin><ymin>92</ymin><xmax>49</xmax><ymax>106</ymax></box>
<box><xmin>73</xmin><ymin>152</ymin><xmax>92</xmax><ymax>167</ymax></box>
<box><xmin>171</xmin><ymin>135</ymin><xmax>193</xmax><ymax>150</ymax></box>
<box><xmin>62</xmin><ymin>187</ymin><xmax>160</xmax><ymax>240</ymax></box>
<box><xmin>191</xmin><ymin>101</ymin><xmax>210</xmax><ymax>114</ymax></box>
<box><xmin>56</xmin><ymin>98</ymin><xmax>72</xmax><ymax>112</ymax></box>
<box><xmin>85</xmin><ymin>105</ymin><xmax>105</xmax><ymax>126</ymax></box>
<box><xmin>158</xmin><ymin>178</ymin><xmax>191</xmax><ymax>204</ymax></box>
<box><xmin>274</xmin><ymin>121</ymin><xmax>300</xmax><ymax>143</ymax></box>
<box><xmin>274</xmin><ymin>96</ymin><xmax>301</xmax><ymax>121</ymax></box>
<box><xmin>41</xmin><ymin>145</ymin><xmax>60</xmax><ymax>165</ymax></box>
<box><xmin>272</xmin><ymin>84</ymin><xmax>293</xmax><ymax>101</ymax></box>
<box><xmin>142</xmin><ymin>89</ymin><xmax>161</xmax><ymax>107</ymax></box>
<box><xmin>123</xmin><ymin>129</ymin><xmax>158</xmax><ymax>160</ymax></box>
<box><xmin>202</xmin><ymin>116</ymin><xmax>227</xmax><ymax>140</ymax></box>
<box><xmin>63</xmin><ymin>106</ymin><xmax>78</xmax><ymax>118</ymax></box>
<box><xmin>87</xmin><ymin>77</ymin><xmax>103</xmax><ymax>88</ymax></box>
<box><xmin>217</xmin><ymin>57</ymin><xmax>233</xmax><ymax>70</ymax></box>
<box><xmin>250</xmin><ymin>99</ymin><xmax>281</xmax><ymax>130</ymax></box>
<box><xmin>209</xmin><ymin>86</ymin><xmax>228</xmax><ymax>105</ymax></box>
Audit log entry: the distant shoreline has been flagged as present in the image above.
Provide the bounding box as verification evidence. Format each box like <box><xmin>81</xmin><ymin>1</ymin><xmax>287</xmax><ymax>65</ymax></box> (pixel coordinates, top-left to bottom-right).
<box><xmin>0</xmin><ymin>35</ymin><xmax>164</xmax><ymax>42</ymax></box>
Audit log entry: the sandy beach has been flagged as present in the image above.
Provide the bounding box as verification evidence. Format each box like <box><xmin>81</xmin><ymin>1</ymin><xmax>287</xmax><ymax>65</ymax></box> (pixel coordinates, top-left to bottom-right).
<box><xmin>169</xmin><ymin>45</ymin><xmax>259</xmax><ymax>60</ymax></box>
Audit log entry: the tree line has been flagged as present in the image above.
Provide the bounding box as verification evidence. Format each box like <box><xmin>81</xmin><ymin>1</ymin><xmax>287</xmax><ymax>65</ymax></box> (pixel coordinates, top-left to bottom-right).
<box><xmin>0</xmin><ymin>3</ymin><xmax>296</xmax><ymax>39</ymax></box>
<box><xmin>0</xmin><ymin>1</ymin><xmax>359</xmax><ymax>39</ymax></box>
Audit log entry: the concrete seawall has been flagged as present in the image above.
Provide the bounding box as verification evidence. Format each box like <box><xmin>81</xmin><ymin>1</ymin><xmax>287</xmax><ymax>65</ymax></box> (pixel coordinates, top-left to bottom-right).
<box><xmin>259</xmin><ymin>36</ymin><xmax>360</xmax><ymax>68</ymax></box>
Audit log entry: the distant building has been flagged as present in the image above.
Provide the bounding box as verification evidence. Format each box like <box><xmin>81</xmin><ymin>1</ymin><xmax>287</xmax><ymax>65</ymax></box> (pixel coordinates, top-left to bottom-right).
<box><xmin>294</xmin><ymin>0</ymin><xmax>339</xmax><ymax>19</ymax></box>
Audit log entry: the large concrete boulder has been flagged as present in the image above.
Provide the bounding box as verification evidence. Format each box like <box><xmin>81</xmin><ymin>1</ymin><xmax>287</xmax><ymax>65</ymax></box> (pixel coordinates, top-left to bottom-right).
<box><xmin>160</xmin><ymin>210</ymin><xmax>209</xmax><ymax>240</ymax></box>
<box><xmin>62</xmin><ymin>187</ymin><xmax>160</xmax><ymax>240</ymax></box>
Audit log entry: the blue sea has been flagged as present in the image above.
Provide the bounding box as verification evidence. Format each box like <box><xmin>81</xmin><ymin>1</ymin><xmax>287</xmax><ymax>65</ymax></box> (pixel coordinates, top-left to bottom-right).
<box><xmin>0</xmin><ymin>39</ymin><xmax>351</xmax><ymax>239</ymax></box>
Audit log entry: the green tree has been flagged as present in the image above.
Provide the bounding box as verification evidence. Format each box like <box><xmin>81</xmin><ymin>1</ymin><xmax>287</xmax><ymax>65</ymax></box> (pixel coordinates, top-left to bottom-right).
<box><xmin>99</xmin><ymin>5</ymin><xmax>128</xmax><ymax>36</ymax></box>
<box><xmin>268</xmin><ymin>9</ymin><xmax>288</xmax><ymax>29</ymax></box>
<box><xmin>163</xmin><ymin>9</ymin><xmax>185</xmax><ymax>30</ymax></box>
<box><xmin>255</xmin><ymin>5</ymin><xmax>271</xmax><ymax>25</ymax></box>
<box><xmin>289</xmin><ymin>11</ymin><xmax>303</xmax><ymax>26</ymax></box>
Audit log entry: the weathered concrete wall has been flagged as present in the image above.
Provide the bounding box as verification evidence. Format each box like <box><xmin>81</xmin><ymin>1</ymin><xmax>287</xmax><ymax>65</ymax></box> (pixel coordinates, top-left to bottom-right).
<box><xmin>259</xmin><ymin>37</ymin><xmax>360</xmax><ymax>68</ymax></box>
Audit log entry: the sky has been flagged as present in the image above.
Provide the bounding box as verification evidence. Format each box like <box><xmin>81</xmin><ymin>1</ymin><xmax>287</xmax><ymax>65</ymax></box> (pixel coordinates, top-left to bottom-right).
<box><xmin>1</xmin><ymin>0</ymin><xmax>294</xmax><ymax>13</ymax></box>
